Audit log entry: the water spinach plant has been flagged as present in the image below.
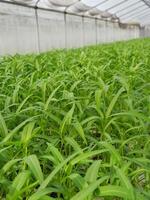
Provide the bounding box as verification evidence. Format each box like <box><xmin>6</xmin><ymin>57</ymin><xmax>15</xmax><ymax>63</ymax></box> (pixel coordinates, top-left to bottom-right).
<box><xmin>0</xmin><ymin>38</ymin><xmax>150</xmax><ymax>199</ymax></box>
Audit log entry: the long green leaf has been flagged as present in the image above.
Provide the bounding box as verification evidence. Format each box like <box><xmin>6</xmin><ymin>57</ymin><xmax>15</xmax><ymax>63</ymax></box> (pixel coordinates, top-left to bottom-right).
<box><xmin>0</xmin><ymin>113</ymin><xmax>8</xmax><ymax>137</ymax></box>
<box><xmin>85</xmin><ymin>160</ymin><xmax>101</xmax><ymax>183</ymax></box>
<box><xmin>73</xmin><ymin>121</ymin><xmax>87</xmax><ymax>144</ymax></box>
<box><xmin>106</xmin><ymin>87</ymin><xmax>125</xmax><ymax>118</ymax></box>
<box><xmin>2</xmin><ymin>159</ymin><xmax>22</xmax><ymax>174</ymax></box>
<box><xmin>39</xmin><ymin>151</ymin><xmax>79</xmax><ymax>190</ymax></box>
<box><xmin>98</xmin><ymin>185</ymin><xmax>131</xmax><ymax>199</ymax></box>
<box><xmin>7</xmin><ymin>171</ymin><xmax>30</xmax><ymax>200</ymax></box>
<box><xmin>28</xmin><ymin>187</ymin><xmax>59</xmax><ymax>200</ymax></box>
<box><xmin>25</xmin><ymin>155</ymin><xmax>43</xmax><ymax>184</ymax></box>
<box><xmin>71</xmin><ymin>150</ymin><xmax>107</xmax><ymax>166</ymax></box>
<box><xmin>71</xmin><ymin>177</ymin><xmax>108</xmax><ymax>200</ymax></box>
<box><xmin>69</xmin><ymin>173</ymin><xmax>88</xmax><ymax>190</ymax></box>
<box><xmin>60</xmin><ymin>104</ymin><xmax>75</xmax><ymax>134</ymax></box>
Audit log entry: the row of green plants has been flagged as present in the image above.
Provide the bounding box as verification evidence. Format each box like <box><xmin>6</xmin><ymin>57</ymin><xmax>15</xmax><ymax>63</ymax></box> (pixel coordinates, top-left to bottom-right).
<box><xmin>0</xmin><ymin>38</ymin><xmax>150</xmax><ymax>199</ymax></box>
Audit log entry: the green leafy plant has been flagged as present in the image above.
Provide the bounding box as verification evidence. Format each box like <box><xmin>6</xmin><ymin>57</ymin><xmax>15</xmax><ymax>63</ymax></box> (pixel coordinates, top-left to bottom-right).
<box><xmin>0</xmin><ymin>38</ymin><xmax>150</xmax><ymax>199</ymax></box>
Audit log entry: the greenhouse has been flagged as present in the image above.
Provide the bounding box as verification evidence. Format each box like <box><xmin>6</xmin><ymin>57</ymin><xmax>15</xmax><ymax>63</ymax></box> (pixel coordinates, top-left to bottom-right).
<box><xmin>0</xmin><ymin>0</ymin><xmax>150</xmax><ymax>200</ymax></box>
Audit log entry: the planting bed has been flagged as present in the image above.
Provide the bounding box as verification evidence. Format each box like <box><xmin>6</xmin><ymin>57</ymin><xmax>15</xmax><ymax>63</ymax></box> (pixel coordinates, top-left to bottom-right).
<box><xmin>0</xmin><ymin>39</ymin><xmax>150</xmax><ymax>199</ymax></box>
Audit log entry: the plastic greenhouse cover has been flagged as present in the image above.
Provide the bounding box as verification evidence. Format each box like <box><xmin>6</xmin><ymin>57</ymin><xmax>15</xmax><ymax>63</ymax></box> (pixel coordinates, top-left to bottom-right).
<box><xmin>39</xmin><ymin>0</ymin><xmax>64</xmax><ymax>10</ymax></box>
<box><xmin>11</xmin><ymin>0</ymin><xmax>36</xmax><ymax>4</ymax></box>
<box><xmin>88</xmin><ymin>8</ymin><xmax>104</xmax><ymax>16</ymax></box>
<box><xmin>67</xmin><ymin>1</ymin><xmax>91</xmax><ymax>13</ymax></box>
<box><xmin>48</xmin><ymin>0</ymin><xmax>78</xmax><ymax>7</ymax></box>
<box><xmin>82</xmin><ymin>0</ymin><xmax>150</xmax><ymax>24</ymax></box>
<box><xmin>12</xmin><ymin>0</ymin><xmax>33</xmax><ymax>2</ymax></box>
<box><xmin>2</xmin><ymin>0</ymin><xmax>150</xmax><ymax>25</ymax></box>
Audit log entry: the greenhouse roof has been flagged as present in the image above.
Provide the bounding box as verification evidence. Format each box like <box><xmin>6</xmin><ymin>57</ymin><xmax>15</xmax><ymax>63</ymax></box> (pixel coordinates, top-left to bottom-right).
<box><xmin>4</xmin><ymin>0</ymin><xmax>150</xmax><ymax>25</ymax></box>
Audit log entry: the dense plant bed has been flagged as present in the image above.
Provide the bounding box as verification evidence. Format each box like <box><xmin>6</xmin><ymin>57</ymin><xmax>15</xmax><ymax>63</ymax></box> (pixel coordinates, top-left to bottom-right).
<box><xmin>0</xmin><ymin>39</ymin><xmax>150</xmax><ymax>200</ymax></box>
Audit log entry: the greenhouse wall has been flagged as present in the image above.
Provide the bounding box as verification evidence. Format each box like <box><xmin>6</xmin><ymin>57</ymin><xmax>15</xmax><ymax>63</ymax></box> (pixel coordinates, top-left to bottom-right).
<box><xmin>0</xmin><ymin>2</ymin><xmax>39</xmax><ymax>55</ymax></box>
<box><xmin>66</xmin><ymin>14</ymin><xmax>83</xmax><ymax>48</ymax></box>
<box><xmin>140</xmin><ymin>27</ymin><xmax>150</xmax><ymax>38</ymax></box>
<box><xmin>38</xmin><ymin>10</ymin><xmax>66</xmax><ymax>51</ymax></box>
<box><xmin>0</xmin><ymin>1</ymin><xmax>148</xmax><ymax>55</ymax></box>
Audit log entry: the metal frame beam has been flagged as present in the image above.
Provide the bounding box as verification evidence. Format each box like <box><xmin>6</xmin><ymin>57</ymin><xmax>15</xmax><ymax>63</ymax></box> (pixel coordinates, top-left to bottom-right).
<box><xmin>142</xmin><ymin>0</ymin><xmax>150</xmax><ymax>7</ymax></box>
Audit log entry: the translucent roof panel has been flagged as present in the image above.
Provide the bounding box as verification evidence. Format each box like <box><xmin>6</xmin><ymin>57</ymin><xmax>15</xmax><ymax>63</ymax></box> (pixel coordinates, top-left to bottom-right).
<box><xmin>122</xmin><ymin>11</ymin><xmax>150</xmax><ymax>25</ymax></box>
<box><xmin>82</xmin><ymin>0</ymin><xmax>108</xmax><ymax>7</ymax></box>
<box><xmin>11</xmin><ymin>0</ymin><xmax>37</xmax><ymax>5</ymax></box>
<box><xmin>48</xmin><ymin>0</ymin><xmax>78</xmax><ymax>7</ymax></box>
<box><xmin>7</xmin><ymin>0</ymin><xmax>150</xmax><ymax>25</ymax></box>
<box><xmin>96</xmin><ymin>0</ymin><xmax>127</xmax><ymax>10</ymax></box>
<box><xmin>118</xmin><ymin>4</ymin><xmax>147</xmax><ymax>17</ymax></box>
<box><xmin>82</xmin><ymin>0</ymin><xmax>150</xmax><ymax>24</ymax></box>
<box><xmin>83</xmin><ymin>0</ymin><xmax>150</xmax><ymax>25</ymax></box>
<box><xmin>109</xmin><ymin>0</ymin><xmax>142</xmax><ymax>14</ymax></box>
<box><xmin>120</xmin><ymin>6</ymin><xmax>149</xmax><ymax>21</ymax></box>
